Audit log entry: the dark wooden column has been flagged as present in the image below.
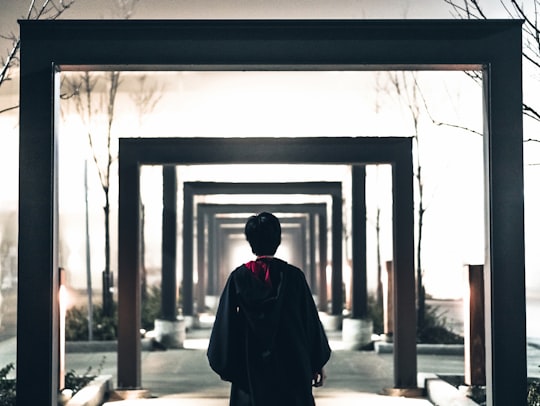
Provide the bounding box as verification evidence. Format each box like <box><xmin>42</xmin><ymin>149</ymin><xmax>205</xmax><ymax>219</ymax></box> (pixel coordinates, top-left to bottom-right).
<box><xmin>318</xmin><ymin>213</ymin><xmax>328</xmax><ymax>312</ymax></box>
<box><xmin>196</xmin><ymin>211</ymin><xmax>207</xmax><ymax>313</ymax></box>
<box><xmin>465</xmin><ymin>265</ymin><xmax>486</xmax><ymax>386</ymax></box>
<box><xmin>331</xmin><ymin>193</ymin><xmax>343</xmax><ymax>316</ymax></box>
<box><xmin>309</xmin><ymin>213</ymin><xmax>317</xmax><ymax>294</ymax></box>
<box><xmin>161</xmin><ymin>166</ymin><xmax>177</xmax><ymax>321</ymax></box>
<box><xmin>483</xmin><ymin>28</ymin><xmax>527</xmax><ymax>405</ymax></box>
<box><xmin>117</xmin><ymin>147</ymin><xmax>141</xmax><ymax>388</ymax></box>
<box><xmin>208</xmin><ymin>214</ymin><xmax>219</xmax><ymax>295</ymax></box>
<box><xmin>351</xmin><ymin>165</ymin><xmax>368</xmax><ymax>319</ymax></box>
<box><xmin>17</xmin><ymin>48</ymin><xmax>60</xmax><ymax>405</ymax></box>
<box><xmin>392</xmin><ymin>140</ymin><xmax>417</xmax><ymax>389</ymax></box>
<box><xmin>182</xmin><ymin>184</ymin><xmax>195</xmax><ymax>316</ymax></box>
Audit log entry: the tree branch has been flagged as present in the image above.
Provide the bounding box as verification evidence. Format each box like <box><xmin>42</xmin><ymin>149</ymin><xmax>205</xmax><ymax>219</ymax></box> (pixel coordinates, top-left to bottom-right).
<box><xmin>0</xmin><ymin>0</ymin><xmax>74</xmax><ymax>91</ymax></box>
<box><xmin>524</xmin><ymin>102</ymin><xmax>540</xmax><ymax>122</ymax></box>
<box><xmin>0</xmin><ymin>105</ymin><xmax>19</xmax><ymax>115</ymax></box>
<box><xmin>0</xmin><ymin>37</ymin><xmax>20</xmax><ymax>88</ymax></box>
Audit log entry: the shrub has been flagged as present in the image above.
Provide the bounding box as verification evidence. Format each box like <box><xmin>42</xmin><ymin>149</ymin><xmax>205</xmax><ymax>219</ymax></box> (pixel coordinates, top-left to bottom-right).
<box><xmin>367</xmin><ymin>294</ymin><xmax>384</xmax><ymax>335</ymax></box>
<box><xmin>65</xmin><ymin>285</ymin><xmax>165</xmax><ymax>340</ymax></box>
<box><xmin>0</xmin><ymin>363</ymin><xmax>15</xmax><ymax>406</ymax></box>
<box><xmin>0</xmin><ymin>359</ymin><xmax>104</xmax><ymax>404</ymax></box>
<box><xmin>66</xmin><ymin>303</ymin><xmax>117</xmax><ymax>341</ymax></box>
<box><xmin>141</xmin><ymin>285</ymin><xmax>162</xmax><ymax>332</ymax></box>
<box><xmin>529</xmin><ymin>378</ymin><xmax>540</xmax><ymax>406</ymax></box>
<box><xmin>417</xmin><ymin>304</ymin><xmax>464</xmax><ymax>344</ymax></box>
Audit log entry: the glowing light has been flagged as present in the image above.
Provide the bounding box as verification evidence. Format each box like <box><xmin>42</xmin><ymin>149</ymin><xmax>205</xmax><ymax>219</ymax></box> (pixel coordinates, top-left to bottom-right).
<box><xmin>58</xmin><ymin>269</ymin><xmax>68</xmax><ymax>390</ymax></box>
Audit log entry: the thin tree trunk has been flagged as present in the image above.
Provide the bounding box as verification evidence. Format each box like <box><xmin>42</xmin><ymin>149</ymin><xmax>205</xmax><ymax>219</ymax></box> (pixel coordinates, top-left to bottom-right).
<box><xmin>85</xmin><ymin>160</ymin><xmax>93</xmax><ymax>340</ymax></box>
<box><xmin>103</xmin><ymin>190</ymin><xmax>113</xmax><ymax>316</ymax></box>
<box><xmin>376</xmin><ymin>207</ymin><xmax>384</xmax><ymax>310</ymax></box>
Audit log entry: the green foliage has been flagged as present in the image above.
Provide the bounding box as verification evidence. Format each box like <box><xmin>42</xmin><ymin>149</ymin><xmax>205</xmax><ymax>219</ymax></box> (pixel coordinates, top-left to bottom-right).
<box><xmin>141</xmin><ymin>285</ymin><xmax>162</xmax><ymax>331</ymax></box>
<box><xmin>529</xmin><ymin>378</ymin><xmax>540</xmax><ymax>406</ymax></box>
<box><xmin>64</xmin><ymin>369</ymin><xmax>95</xmax><ymax>393</ymax></box>
<box><xmin>417</xmin><ymin>304</ymin><xmax>463</xmax><ymax>344</ymax></box>
<box><xmin>66</xmin><ymin>303</ymin><xmax>117</xmax><ymax>341</ymax></box>
<box><xmin>65</xmin><ymin>306</ymin><xmax>89</xmax><ymax>341</ymax></box>
<box><xmin>0</xmin><ymin>363</ymin><xmax>15</xmax><ymax>406</ymax></box>
<box><xmin>66</xmin><ymin>286</ymin><xmax>167</xmax><ymax>340</ymax></box>
<box><xmin>367</xmin><ymin>294</ymin><xmax>384</xmax><ymax>335</ymax></box>
<box><xmin>93</xmin><ymin>304</ymin><xmax>118</xmax><ymax>340</ymax></box>
<box><xmin>0</xmin><ymin>358</ymin><xmax>105</xmax><ymax>404</ymax></box>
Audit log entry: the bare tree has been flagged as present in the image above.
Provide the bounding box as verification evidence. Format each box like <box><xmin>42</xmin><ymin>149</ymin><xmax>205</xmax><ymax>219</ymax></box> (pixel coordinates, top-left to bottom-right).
<box><xmin>370</xmin><ymin>74</ymin><xmax>387</xmax><ymax>312</ymax></box>
<box><xmin>64</xmin><ymin>71</ymin><xmax>163</xmax><ymax>311</ymax></box>
<box><xmin>445</xmin><ymin>0</ymin><xmax>540</xmax><ymax>128</ymax></box>
<box><xmin>387</xmin><ymin>71</ymin><xmax>429</xmax><ymax>331</ymax></box>
<box><xmin>130</xmin><ymin>75</ymin><xmax>163</xmax><ymax>127</ymax></box>
<box><xmin>0</xmin><ymin>0</ymin><xmax>74</xmax><ymax>113</ymax></box>
<box><xmin>63</xmin><ymin>71</ymin><xmax>120</xmax><ymax>316</ymax></box>
<box><xmin>60</xmin><ymin>0</ymin><xmax>149</xmax><ymax>318</ymax></box>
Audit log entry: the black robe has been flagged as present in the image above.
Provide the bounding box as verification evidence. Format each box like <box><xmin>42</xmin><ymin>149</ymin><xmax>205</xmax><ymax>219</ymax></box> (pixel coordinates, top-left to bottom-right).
<box><xmin>207</xmin><ymin>258</ymin><xmax>331</xmax><ymax>406</ymax></box>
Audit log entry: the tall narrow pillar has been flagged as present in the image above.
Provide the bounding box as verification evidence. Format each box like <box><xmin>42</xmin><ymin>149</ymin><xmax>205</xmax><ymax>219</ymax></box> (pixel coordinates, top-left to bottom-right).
<box><xmin>391</xmin><ymin>141</ymin><xmax>417</xmax><ymax>390</ymax></box>
<box><xmin>465</xmin><ymin>265</ymin><xmax>486</xmax><ymax>386</ymax></box>
<box><xmin>197</xmin><ymin>211</ymin><xmax>206</xmax><ymax>313</ymax></box>
<box><xmin>331</xmin><ymin>194</ymin><xmax>343</xmax><ymax>316</ymax></box>
<box><xmin>161</xmin><ymin>166</ymin><xmax>177</xmax><ymax>321</ymax></box>
<box><xmin>309</xmin><ymin>214</ymin><xmax>317</xmax><ymax>294</ymax></box>
<box><xmin>118</xmin><ymin>149</ymin><xmax>141</xmax><ymax>388</ymax></box>
<box><xmin>18</xmin><ymin>60</ymin><xmax>60</xmax><ymax>405</ymax></box>
<box><xmin>208</xmin><ymin>215</ymin><xmax>218</xmax><ymax>295</ymax></box>
<box><xmin>318</xmin><ymin>213</ymin><xmax>328</xmax><ymax>312</ymax></box>
<box><xmin>182</xmin><ymin>185</ymin><xmax>194</xmax><ymax>316</ymax></box>
<box><xmin>343</xmin><ymin>165</ymin><xmax>372</xmax><ymax>349</ymax></box>
<box><xmin>351</xmin><ymin>165</ymin><xmax>368</xmax><ymax>319</ymax></box>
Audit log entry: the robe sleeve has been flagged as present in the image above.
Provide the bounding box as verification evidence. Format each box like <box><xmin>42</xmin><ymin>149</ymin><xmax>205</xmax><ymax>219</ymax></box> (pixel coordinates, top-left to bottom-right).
<box><xmin>302</xmin><ymin>275</ymin><xmax>331</xmax><ymax>373</ymax></box>
<box><xmin>207</xmin><ymin>273</ymin><xmax>245</xmax><ymax>384</ymax></box>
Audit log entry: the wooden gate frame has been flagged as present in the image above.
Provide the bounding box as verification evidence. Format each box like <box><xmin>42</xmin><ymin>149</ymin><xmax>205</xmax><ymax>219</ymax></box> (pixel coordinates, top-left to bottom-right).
<box><xmin>18</xmin><ymin>19</ymin><xmax>524</xmax><ymax>405</ymax></box>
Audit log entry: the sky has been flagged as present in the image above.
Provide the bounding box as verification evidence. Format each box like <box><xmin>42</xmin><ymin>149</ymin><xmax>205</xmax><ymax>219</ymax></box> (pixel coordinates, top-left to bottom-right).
<box><xmin>0</xmin><ymin>0</ymin><xmax>454</xmax><ymax>26</ymax></box>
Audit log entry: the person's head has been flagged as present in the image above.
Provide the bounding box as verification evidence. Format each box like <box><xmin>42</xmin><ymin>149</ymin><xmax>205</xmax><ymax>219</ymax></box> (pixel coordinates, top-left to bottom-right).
<box><xmin>244</xmin><ymin>212</ymin><xmax>281</xmax><ymax>256</ymax></box>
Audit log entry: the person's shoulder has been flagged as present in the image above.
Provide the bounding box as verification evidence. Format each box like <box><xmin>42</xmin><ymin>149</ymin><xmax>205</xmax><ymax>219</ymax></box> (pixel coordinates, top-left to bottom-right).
<box><xmin>230</xmin><ymin>264</ymin><xmax>249</xmax><ymax>277</ymax></box>
<box><xmin>273</xmin><ymin>258</ymin><xmax>304</xmax><ymax>277</ymax></box>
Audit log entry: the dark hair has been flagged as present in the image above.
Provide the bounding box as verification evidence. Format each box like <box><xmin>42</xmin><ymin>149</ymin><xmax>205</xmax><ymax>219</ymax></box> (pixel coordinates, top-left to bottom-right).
<box><xmin>244</xmin><ymin>212</ymin><xmax>281</xmax><ymax>256</ymax></box>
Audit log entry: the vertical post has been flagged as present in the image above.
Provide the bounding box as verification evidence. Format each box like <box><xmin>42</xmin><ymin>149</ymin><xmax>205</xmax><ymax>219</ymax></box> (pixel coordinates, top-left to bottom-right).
<box><xmin>197</xmin><ymin>209</ymin><xmax>206</xmax><ymax>313</ymax></box>
<box><xmin>331</xmin><ymin>193</ymin><xmax>343</xmax><ymax>316</ymax></box>
<box><xmin>391</xmin><ymin>140</ymin><xmax>417</xmax><ymax>390</ymax></box>
<box><xmin>117</xmin><ymin>148</ymin><xmax>141</xmax><ymax>388</ymax></box>
<box><xmin>17</xmin><ymin>54</ymin><xmax>60</xmax><ymax>404</ymax></box>
<box><xmin>299</xmin><ymin>220</ymin><xmax>308</xmax><ymax>278</ymax></box>
<box><xmin>351</xmin><ymin>165</ymin><xmax>368</xmax><ymax>319</ymax></box>
<box><xmin>182</xmin><ymin>184</ymin><xmax>194</xmax><ymax>316</ymax></box>
<box><xmin>465</xmin><ymin>265</ymin><xmax>486</xmax><ymax>386</ymax></box>
<box><xmin>309</xmin><ymin>214</ymin><xmax>317</xmax><ymax>294</ymax></box>
<box><xmin>384</xmin><ymin>260</ymin><xmax>394</xmax><ymax>339</ymax></box>
<box><xmin>162</xmin><ymin>166</ymin><xmax>177</xmax><ymax>321</ymax></box>
<box><xmin>58</xmin><ymin>268</ymin><xmax>66</xmax><ymax>390</ymax></box>
<box><xmin>208</xmin><ymin>215</ymin><xmax>218</xmax><ymax>296</ymax></box>
<box><xmin>483</xmin><ymin>27</ymin><xmax>526</xmax><ymax>406</ymax></box>
<box><xmin>318</xmin><ymin>213</ymin><xmax>328</xmax><ymax>312</ymax></box>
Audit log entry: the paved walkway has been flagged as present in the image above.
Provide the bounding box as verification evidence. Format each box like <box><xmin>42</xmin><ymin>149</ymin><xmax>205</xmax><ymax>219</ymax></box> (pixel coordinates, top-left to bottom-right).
<box><xmin>78</xmin><ymin>329</ymin><xmax>437</xmax><ymax>405</ymax></box>
<box><xmin>2</xmin><ymin>328</ymin><xmax>538</xmax><ymax>405</ymax></box>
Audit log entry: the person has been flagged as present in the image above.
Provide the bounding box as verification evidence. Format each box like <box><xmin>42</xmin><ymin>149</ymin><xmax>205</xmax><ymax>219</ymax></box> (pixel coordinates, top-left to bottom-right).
<box><xmin>207</xmin><ymin>212</ymin><xmax>331</xmax><ymax>406</ymax></box>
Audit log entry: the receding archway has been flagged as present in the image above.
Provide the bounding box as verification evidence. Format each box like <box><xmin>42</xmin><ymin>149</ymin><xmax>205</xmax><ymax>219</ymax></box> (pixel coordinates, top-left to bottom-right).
<box><xmin>182</xmin><ymin>181</ymin><xmax>342</xmax><ymax>315</ymax></box>
<box><xmin>18</xmin><ymin>19</ymin><xmax>525</xmax><ymax>405</ymax></box>
<box><xmin>118</xmin><ymin>136</ymin><xmax>415</xmax><ymax>391</ymax></box>
<box><xmin>196</xmin><ymin>203</ymin><xmax>328</xmax><ymax>310</ymax></box>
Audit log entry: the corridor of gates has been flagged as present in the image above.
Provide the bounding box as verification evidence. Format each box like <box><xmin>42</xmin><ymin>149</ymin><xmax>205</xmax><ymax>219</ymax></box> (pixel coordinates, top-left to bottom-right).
<box><xmin>16</xmin><ymin>19</ymin><xmax>527</xmax><ymax>406</ymax></box>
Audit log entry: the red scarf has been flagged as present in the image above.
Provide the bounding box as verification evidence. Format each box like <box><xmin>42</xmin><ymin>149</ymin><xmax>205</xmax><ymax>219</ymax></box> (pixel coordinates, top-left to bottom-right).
<box><xmin>245</xmin><ymin>258</ymin><xmax>273</xmax><ymax>288</ymax></box>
